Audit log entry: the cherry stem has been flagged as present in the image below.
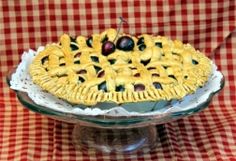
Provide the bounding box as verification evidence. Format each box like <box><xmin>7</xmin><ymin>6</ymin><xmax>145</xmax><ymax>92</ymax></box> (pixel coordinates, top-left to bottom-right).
<box><xmin>113</xmin><ymin>17</ymin><xmax>127</xmax><ymax>42</ymax></box>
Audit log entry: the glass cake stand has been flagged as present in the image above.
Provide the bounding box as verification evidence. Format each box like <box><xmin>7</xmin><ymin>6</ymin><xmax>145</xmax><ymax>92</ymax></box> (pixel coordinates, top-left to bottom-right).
<box><xmin>7</xmin><ymin>68</ymin><xmax>225</xmax><ymax>154</ymax></box>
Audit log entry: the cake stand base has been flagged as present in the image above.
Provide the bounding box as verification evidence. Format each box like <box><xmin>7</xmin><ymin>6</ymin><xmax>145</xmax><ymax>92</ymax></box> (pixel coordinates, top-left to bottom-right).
<box><xmin>72</xmin><ymin>124</ymin><xmax>161</xmax><ymax>153</ymax></box>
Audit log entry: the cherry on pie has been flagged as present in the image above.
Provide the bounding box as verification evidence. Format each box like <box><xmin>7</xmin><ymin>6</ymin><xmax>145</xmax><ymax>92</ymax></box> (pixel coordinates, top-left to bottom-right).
<box><xmin>29</xmin><ymin>29</ymin><xmax>212</xmax><ymax>106</ymax></box>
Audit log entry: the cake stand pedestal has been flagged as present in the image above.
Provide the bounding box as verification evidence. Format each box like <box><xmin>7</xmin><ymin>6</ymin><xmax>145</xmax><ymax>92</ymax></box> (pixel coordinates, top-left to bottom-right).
<box><xmin>72</xmin><ymin>124</ymin><xmax>159</xmax><ymax>153</ymax></box>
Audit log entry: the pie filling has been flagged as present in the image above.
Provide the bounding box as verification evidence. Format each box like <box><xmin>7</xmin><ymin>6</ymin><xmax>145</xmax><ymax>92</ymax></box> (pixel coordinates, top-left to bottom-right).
<box><xmin>29</xmin><ymin>29</ymin><xmax>212</xmax><ymax>106</ymax></box>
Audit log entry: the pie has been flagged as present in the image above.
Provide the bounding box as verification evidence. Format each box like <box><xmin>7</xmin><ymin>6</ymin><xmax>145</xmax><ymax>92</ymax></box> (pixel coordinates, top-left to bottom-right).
<box><xmin>29</xmin><ymin>29</ymin><xmax>212</xmax><ymax>106</ymax></box>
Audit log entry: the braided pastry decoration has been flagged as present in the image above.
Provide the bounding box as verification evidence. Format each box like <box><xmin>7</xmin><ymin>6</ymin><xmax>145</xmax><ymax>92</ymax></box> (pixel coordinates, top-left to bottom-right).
<box><xmin>29</xmin><ymin>29</ymin><xmax>212</xmax><ymax>106</ymax></box>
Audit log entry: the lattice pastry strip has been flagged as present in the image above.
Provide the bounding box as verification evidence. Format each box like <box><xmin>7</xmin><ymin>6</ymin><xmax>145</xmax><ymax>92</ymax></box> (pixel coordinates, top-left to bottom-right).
<box><xmin>29</xmin><ymin>29</ymin><xmax>212</xmax><ymax>106</ymax></box>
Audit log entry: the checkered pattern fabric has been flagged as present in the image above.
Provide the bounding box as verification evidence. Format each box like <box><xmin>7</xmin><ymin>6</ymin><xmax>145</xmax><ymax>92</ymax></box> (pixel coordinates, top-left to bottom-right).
<box><xmin>0</xmin><ymin>0</ymin><xmax>236</xmax><ymax>160</ymax></box>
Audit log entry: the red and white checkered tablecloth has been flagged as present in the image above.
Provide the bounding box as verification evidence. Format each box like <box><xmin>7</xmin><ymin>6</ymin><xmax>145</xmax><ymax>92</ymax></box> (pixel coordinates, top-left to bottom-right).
<box><xmin>0</xmin><ymin>0</ymin><xmax>236</xmax><ymax>160</ymax></box>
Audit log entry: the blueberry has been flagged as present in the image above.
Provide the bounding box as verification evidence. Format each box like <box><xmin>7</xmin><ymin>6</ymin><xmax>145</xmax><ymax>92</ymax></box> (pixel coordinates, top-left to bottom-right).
<box><xmin>74</xmin><ymin>60</ymin><xmax>80</xmax><ymax>64</ymax></box>
<box><xmin>137</xmin><ymin>37</ymin><xmax>144</xmax><ymax>45</ymax></box>
<box><xmin>108</xmin><ymin>59</ymin><xmax>116</xmax><ymax>65</ymax></box>
<box><xmin>155</xmin><ymin>42</ymin><xmax>162</xmax><ymax>48</ymax></box>
<box><xmin>141</xmin><ymin>59</ymin><xmax>151</xmax><ymax>66</ymax></box>
<box><xmin>192</xmin><ymin>59</ymin><xmax>199</xmax><ymax>65</ymax></box>
<box><xmin>94</xmin><ymin>66</ymin><xmax>102</xmax><ymax>73</ymax></box>
<box><xmin>86</xmin><ymin>36</ymin><xmax>93</xmax><ymax>47</ymax></box>
<box><xmin>41</xmin><ymin>56</ymin><xmax>48</xmax><ymax>65</ymax></box>
<box><xmin>90</xmin><ymin>56</ymin><xmax>99</xmax><ymax>62</ymax></box>
<box><xmin>134</xmin><ymin>84</ymin><xmax>145</xmax><ymax>91</ymax></box>
<box><xmin>153</xmin><ymin>82</ymin><xmax>162</xmax><ymax>89</ymax></box>
<box><xmin>115</xmin><ymin>85</ymin><xmax>125</xmax><ymax>92</ymax></box>
<box><xmin>98</xmin><ymin>81</ymin><xmax>107</xmax><ymax>92</ymax></box>
<box><xmin>138</xmin><ymin>44</ymin><xmax>146</xmax><ymax>51</ymax></box>
<box><xmin>116</xmin><ymin>36</ymin><xmax>134</xmax><ymax>51</ymax></box>
<box><xmin>70</xmin><ymin>43</ymin><xmax>79</xmax><ymax>51</ymax></box>
<box><xmin>102</xmin><ymin>41</ymin><xmax>116</xmax><ymax>56</ymax></box>
<box><xmin>78</xmin><ymin>76</ymin><xmax>85</xmax><ymax>83</ymax></box>
<box><xmin>69</xmin><ymin>37</ymin><xmax>78</xmax><ymax>51</ymax></box>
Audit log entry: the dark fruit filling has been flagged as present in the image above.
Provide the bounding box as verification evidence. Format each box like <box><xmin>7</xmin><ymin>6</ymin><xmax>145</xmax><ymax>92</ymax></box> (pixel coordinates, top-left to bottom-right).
<box><xmin>78</xmin><ymin>76</ymin><xmax>85</xmax><ymax>83</ymax></box>
<box><xmin>41</xmin><ymin>56</ymin><xmax>49</xmax><ymax>65</ymax></box>
<box><xmin>192</xmin><ymin>59</ymin><xmax>199</xmax><ymax>65</ymax></box>
<box><xmin>90</xmin><ymin>56</ymin><xmax>99</xmax><ymax>62</ymax></box>
<box><xmin>163</xmin><ymin>66</ymin><xmax>168</xmax><ymax>69</ymax></box>
<box><xmin>116</xmin><ymin>36</ymin><xmax>134</xmax><ymax>51</ymax></box>
<box><xmin>70</xmin><ymin>43</ymin><xmax>79</xmax><ymax>51</ymax></box>
<box><xmin>134</xmin><ymin>84</ymin><xmax>145</xmax><ymax>91</ymax></box>
<box><xmin>77</xmin><ymin>70</ymin><xmax>87</xmax><ymax>74</ymax></box>
<box><xmin>147</xmin><ymin>67</ymin><xmax>156</xmax><ymax>70</ymax></box>
<box><xmin>102</xmin><ymin>41</ymin><xmax>116</xmax><ymax>56</ymax></box>
<box><xmin>108</xmin><ymin>59</ymin><xmax>116</xmax><ymax>65</ymax></box>
<box><xmin>141</xmin><ymin>59</ymin><xmax>151</xmax><ymax>66</ymax></box>
<box><xmin>138</xmin><ymin>44</ymin><xmax>146</xmax><ymax>51</ymax></box>
<box><xmin>137</xmin><ymin>37</ymin><xmax>144</xmax><ymax>45</ymax></box>
<box><xmin>152</xmin><ymin>73</ymin><xmax>160</xmax><ymax>77</ymax></box>
<box><xmin>130</xmin><ymin>67</ymin><xmax>137</xmax><ymax>70</ymax></box>
<box><xmin>155</xmin><ymin>42</ymin><xmax>162</xmax><ymax>48</ymax></box>
<box><xmin>97</xmin><ymin>71</ymin><xmax>105</xmax><ymax>78</ymax></box>
<box><xmin>59</xmin><ymin>63</ymin><xmax>65</xmax><ymax>66</ymax></box>
<box><xmin>74</xmin><ymin>52</ymin><xmax>81</xmax><ymax>58</ymax></box>
<box><xmin>168</xmin><ymin>75</ymin><xmax>177</xmax><ymax>80</ymax></box>
<box><xmin>70</xmin><ymin>36</ymin><xmax>76</xmax><ymax>43</ymax></box>
<box><xmin>153</xmin><ymin>82</ymin><xmax>162</xmax><ymax>89</ymax></box>
<box><xmin>134</xmin><ymin>73</ymin><xmax>140</xmax><ymax>77</ymax></box>
<box><xmin>115</xmin><ymin>85</ymin><xmax>125</xmax><ymax>92</ymax></box>
<box><xmin>86</xmin><ymin>36</ymin><xmax>93</xmax><ymax>47</ymax></box>
<box><xmin>94</xmin><ymin>66</ymin><xmax>102</xmax><ymax>73</ymax></box>
<box><xmin>74</xmin><ymin>60</ymin><xmax>80</xmax><ymax>64</ymax></box>
<box><xmin>98</xmin><ymin>81</ymin><xmax>107</xmax><ymax>92</ymax></box>
<box><xmin>101</xmin><ymin>35</ymin><xmax>108</xmax><ymax>43</ymax></box>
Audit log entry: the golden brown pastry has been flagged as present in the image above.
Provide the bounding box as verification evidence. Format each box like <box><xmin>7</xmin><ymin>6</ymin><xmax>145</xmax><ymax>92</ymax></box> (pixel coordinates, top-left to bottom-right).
<box><xmin>29</xmin><ymin>29</ymin><xmax>212</xmax><ymax>106</ymax></box>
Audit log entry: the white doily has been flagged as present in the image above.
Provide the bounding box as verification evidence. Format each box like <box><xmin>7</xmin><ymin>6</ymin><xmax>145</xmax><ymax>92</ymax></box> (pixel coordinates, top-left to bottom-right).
<box><xmin>10</xmin><ymin>47</ymin><xmax>223</xmax><ymax>116</ymax></box>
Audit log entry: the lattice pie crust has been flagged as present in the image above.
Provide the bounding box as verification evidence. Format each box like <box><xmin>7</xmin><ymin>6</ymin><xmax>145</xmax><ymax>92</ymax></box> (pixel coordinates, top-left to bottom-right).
<box><xmin>29</xmin><ymin>29</ymin><xmax>212</xmax><ymax>106</ymax></box>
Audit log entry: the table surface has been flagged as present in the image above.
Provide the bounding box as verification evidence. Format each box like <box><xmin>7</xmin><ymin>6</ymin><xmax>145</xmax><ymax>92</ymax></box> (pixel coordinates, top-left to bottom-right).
<box><xmin>0</xmin><ymin>1</ymin><xmax>236</xmax><ymax>160</ymax></box>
